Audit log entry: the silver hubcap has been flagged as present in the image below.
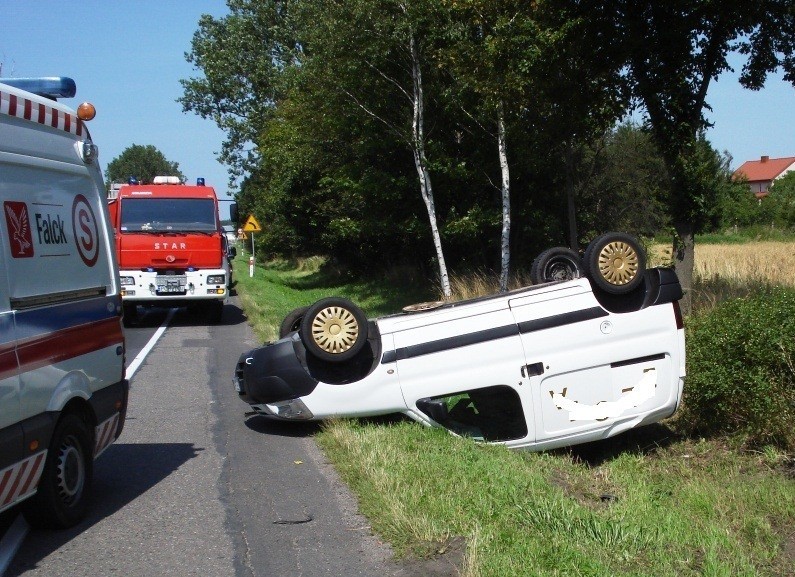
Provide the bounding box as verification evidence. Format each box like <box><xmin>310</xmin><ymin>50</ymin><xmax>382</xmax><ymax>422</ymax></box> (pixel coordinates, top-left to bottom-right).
<box><xmin>56</xmin><ymin>435</ymin><xmax>85</xmax><ymax>505</ymax></box>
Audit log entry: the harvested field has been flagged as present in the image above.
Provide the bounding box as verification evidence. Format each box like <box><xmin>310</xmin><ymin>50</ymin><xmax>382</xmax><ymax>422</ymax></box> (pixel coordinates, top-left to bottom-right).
<box><xmin>652</xmin><ymin>241</ymin><xmax>795</xmax><ymax>287</ymax></box>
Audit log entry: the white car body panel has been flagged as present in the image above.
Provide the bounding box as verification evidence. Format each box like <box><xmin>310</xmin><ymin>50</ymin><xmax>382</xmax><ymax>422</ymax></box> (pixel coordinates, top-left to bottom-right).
<box><xmin>238</xmin><ymin>272</ymin><xmax>685</xmax><ymax>452</ymax></box>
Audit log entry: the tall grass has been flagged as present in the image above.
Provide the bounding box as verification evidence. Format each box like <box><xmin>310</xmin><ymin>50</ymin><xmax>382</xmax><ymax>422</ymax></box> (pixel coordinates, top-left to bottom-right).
<box><xmin>630</xmin><ymin>241</ymin><xmax>794</xmax><ymax>313</ymax></box>
<box><xmin>694</xmin><ymin>242</ymin><xmax>795</xmax><ymax>288</ymax></box>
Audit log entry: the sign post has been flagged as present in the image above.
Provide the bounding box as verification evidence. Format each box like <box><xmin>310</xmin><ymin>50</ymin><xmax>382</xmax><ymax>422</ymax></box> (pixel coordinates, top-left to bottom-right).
<box><xmin>242</xmin><ymin>214</ymin><xmax>262</xmax><ymax>277</ymax></box>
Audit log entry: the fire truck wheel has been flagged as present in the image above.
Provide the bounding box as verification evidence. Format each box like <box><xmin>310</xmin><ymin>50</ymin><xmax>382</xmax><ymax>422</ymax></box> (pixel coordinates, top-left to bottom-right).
<box><xmin>300</xmin><ymin>297</ymin><xmax>368</xmax><ymax>363</ymax></box>
<box><xmin>122</xmin><ymin>303</ymin><xmax>137</xmax><ymax>327</ymax></box>
<box><xmin>24</xmin><ymin>413</ymin><xmax>93</xmax><ymax>529</ymax></box>
<box><xmin>279</xmin><ymin>306</ymin><xmax>309</xmax><ymax>338</ymax></box>
<box><xmin>530</xmin><ymin>247</ymin><xmax>583</xmax><ymax>284</ymax></box>
<box><xmin>208</xmin><ymin>301</ymin><xmax>224</xmax><ymax>324</ymax></box>
<box><xmin>584</xmin><ymin>232</ymin><xmax>647</xmax><ymax>294</ymax></box>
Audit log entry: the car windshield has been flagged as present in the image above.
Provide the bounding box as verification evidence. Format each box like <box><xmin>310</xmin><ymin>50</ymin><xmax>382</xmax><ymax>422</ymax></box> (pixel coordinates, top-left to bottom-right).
<box><xmin>120</xmin><ymin>198</ymin><xmax>217</xmax><ymax>233</ymax></box>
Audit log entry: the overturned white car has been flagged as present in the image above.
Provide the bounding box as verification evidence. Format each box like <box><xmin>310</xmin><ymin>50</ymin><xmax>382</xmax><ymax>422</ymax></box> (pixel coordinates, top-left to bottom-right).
<box><xmin>234</xmin><ymin>233</ymin><xmax>685</xmax><ymax>451</ymax></box>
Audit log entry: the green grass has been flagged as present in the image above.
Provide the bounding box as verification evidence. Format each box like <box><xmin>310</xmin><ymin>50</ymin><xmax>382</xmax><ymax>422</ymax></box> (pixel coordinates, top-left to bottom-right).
<box><xmin>317</xmin><ymin>421</ymin><xmax>794</xmax><ymax>577</ymax></box>
<box><xmin>232</xmin><ymin>249</ymin><xmax>435</xmax><ymax>341</ymax></box>
<box><xmin>233</xmin><ymin>251</ymin><xmax>795</xmax><ymax>576</ymax></box>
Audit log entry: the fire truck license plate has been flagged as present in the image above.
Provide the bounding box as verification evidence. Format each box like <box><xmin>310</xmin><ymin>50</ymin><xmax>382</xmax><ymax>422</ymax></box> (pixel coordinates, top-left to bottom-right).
<box><xmin>157</xmin><ymin>275</ymin><xmax>186</xmax><ymax>293</ymax></box>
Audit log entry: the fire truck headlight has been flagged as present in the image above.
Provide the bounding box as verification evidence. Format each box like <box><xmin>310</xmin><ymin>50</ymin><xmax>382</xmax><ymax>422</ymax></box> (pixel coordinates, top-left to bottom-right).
<box><xmin>119</xmin><ymin>276</ymin><xmax>135</xmax><ymax>286</ymax></box>
<box><xmin>206</xmin><ymin>274</ymin><xmax>225</xmax><ymax>285</ymax></box>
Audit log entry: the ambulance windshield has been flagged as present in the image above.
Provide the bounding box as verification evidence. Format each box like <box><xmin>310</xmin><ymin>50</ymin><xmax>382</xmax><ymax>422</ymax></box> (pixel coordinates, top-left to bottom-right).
<box><xmin>120</xmin><ymin>198</ymin><xmax>217</xmax><ymax>233</ymax></box>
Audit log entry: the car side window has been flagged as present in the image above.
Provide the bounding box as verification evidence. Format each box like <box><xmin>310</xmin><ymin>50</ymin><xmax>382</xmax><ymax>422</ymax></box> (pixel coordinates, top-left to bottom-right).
<box><xmin>416</xmin><ymin>385</ymin><xmax>527</xmax><ymax>442</ymax></box>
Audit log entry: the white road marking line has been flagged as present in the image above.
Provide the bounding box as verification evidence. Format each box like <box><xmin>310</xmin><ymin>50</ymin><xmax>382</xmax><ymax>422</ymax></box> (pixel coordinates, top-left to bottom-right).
<box><xmin>125</xmin><ymin>308</ymin><xmax>175</xmax><ymax>380</ymax></box>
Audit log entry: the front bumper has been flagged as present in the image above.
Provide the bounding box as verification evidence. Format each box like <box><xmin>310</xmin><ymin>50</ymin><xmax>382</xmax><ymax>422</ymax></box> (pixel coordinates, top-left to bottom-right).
<box><xmin>119</xmin><ymin>268</ymin><xmax>228</xmax><ymax>302</ymax></box>
<box><xmin>247</xmin><ymin>398</ymin><xmax>315</xmax><ymax>420</ymax></box>
<box><xmin>234</xmin><ymin>335</ymin><xmax>320</xmax><ymax>413</ymax></box>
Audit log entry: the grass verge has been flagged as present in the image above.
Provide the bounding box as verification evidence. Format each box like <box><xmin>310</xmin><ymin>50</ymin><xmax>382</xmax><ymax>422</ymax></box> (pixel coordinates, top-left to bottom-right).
<box><xmin>232</xmin><ymin>249</ymin><xmax>795</xmax><ymax>577</ymax></box>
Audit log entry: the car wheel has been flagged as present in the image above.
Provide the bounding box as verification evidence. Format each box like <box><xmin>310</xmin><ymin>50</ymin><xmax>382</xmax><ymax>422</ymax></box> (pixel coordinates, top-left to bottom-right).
<box><xmin>584</xmin><ymin>232</ymin><xmax>646</xmax><ymax>294</ymax></box>
<box><xmin>24</xmin><ymin>414</ymin><xmax>93</xmax><ymax>529</ymax></box>
<box><xmin>530</xmin><ymin>247</ymin><xmax>583</xmax><ymax>284</ymax></box>
<box><xmin>300</xmin><ymin>297</ymin><xmax>368</xmax><ymax>363</ymax></box>
<box><xmin>279</xmin><ymin>306</ymin><xmax>309</xmax><ymax>338</ymax></box>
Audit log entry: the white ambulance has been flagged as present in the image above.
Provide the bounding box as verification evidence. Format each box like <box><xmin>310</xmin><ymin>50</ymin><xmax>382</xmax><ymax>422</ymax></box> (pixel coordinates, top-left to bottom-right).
<box><xmin>0</xmin><ymin>77</ymin><xmax>128</xmax><ymax>528</ymax></box>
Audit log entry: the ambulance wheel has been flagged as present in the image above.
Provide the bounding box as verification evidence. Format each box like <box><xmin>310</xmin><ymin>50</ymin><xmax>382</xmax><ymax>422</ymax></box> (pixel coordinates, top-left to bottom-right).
<box><xmin>300</xmin><ymin>297</ymin><xmax>368</xmax><ymax>363</ymax></box>
<box><xmin>24</xmin><ymin>414</ymin><xmax>92</xmax><ymax>529</ymax></box>
<box><xmin>584</xmin><ymin>232</ymin><xmax>646</xmax><ymax>295</ymax></box>
<box><xmin>279</xmin><ymin>306</ymin><xmax>309</xmax><ymax>338</ymax></box>
<box><xmin>530</xmin><ymin>247</ymin><xmax>583</xmax><ymax>284</ymax></box>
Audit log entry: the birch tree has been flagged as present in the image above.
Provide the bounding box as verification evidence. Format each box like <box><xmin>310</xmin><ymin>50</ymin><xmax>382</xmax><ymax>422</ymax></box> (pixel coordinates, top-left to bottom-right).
<box><xmin>439</xmin><ymin>1</ymin><xmax>541</xmax><ymax>292</ymax></box>
<box><xmin>300</xmin><ymin>0</ymin><xmax>452</xmax><ymax>296</ymax></box>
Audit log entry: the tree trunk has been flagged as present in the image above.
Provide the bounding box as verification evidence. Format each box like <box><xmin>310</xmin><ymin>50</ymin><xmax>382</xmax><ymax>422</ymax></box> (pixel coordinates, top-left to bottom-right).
<box><xmin>497</xmin><ymin>105</ymin><xmax>511</xmax><ymax>293</ymax></box>
<box><xmin>409</xmin><ymin>34</ymin><xmax>451</xmax><ymax>298</ymax></box>
<box><xmin>565</xmin><ymin>142</ymin><xmax>578</xmax><ymax>250</ymax></box>
<box><xmin>672</xmin><ymin>220</ymin><xmax>695</xmax><ymax>315</ymax></box>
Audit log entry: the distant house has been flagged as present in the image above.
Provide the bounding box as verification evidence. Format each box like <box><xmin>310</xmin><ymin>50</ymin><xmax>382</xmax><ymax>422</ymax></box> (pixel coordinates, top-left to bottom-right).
<box><xmin>733</xmin><ymin>155</ymin><xmax>795</xmax><ymax>198</ymax></box>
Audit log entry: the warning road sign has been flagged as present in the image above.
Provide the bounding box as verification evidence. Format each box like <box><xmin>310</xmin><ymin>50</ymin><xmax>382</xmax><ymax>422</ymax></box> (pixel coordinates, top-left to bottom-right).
<box><xmin>242</xmin><ymin>214</ymin><xmax>261</xmax><ymax>232</ymax></box>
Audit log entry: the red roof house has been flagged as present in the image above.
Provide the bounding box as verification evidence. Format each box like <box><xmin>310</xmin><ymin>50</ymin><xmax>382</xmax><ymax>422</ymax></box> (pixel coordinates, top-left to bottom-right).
<box><xmin>733</xmin><ymin>155</ymin><xmax>795</xmax><ymax>198</ymax></box>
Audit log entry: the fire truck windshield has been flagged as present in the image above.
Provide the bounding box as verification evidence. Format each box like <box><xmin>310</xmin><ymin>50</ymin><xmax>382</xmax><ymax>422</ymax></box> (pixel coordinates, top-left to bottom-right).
<box><xmin>120</xmin><ymin>198</ymin><xmax>217</xmax><ymax>233</ymax></box>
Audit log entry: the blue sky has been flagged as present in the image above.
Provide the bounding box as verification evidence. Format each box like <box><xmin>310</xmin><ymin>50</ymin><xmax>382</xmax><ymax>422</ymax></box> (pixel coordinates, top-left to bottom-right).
<box><xmin>3</xmin><ymin>1</ymin><xmax>795</xmax><ymax>220</ymax></box>
<box><xmin>2</xmin><ymin>1</ymin><xmax>233</xmax><ymax>216</ymax></box>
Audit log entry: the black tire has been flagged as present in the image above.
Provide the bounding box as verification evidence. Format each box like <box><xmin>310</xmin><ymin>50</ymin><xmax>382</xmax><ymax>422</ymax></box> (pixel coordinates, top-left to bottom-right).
<box><xmin>530</xmin><ymin>247</ymin><xmax>583</xmax><ymax>284</ymax></box>
<box><xmin>300</xmin><ymin>297</ymin><xmax>368</xmax><ymax>363</ymax></box>
<box><xmin>207</xmin><ymin>301</ymin><xmax>224</xmax><ymax>324</ymax></box>
<box><xmin>122</xmin><ymin>303</ymin><xmax>137</xmax><ymax>327</ymax></box>
<box><xmin>279</xmin><ymin>306</ymin><xmax>309</xmax><ymax>338</ymax></box>
<box><xmin>584</xmin><ymin>232</ymin><xmax>647</xmax><ymax>295</ymax></box>
<box><xmin>24</xmin><ymin>414</ymin><xmax>93</xmax><ymax>529</ymax></box>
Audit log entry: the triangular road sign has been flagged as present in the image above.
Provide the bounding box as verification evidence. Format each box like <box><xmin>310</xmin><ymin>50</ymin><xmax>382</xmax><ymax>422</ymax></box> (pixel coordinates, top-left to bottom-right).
<box><xmin>242</xmin><ymin>214</ymin><xmax>261</xmax><ymax>232</ymax></box>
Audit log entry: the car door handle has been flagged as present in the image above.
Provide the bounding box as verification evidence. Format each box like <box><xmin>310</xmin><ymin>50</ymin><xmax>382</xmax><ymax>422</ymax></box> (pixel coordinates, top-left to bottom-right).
<box><xmin>521</xmin><ymin>362</ymin><xmax>544</xmax><ymax>378</ymax></box>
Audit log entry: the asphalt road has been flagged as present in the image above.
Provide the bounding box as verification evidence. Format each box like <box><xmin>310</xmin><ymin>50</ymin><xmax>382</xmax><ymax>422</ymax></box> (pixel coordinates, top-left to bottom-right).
<box><xmin>5</xmin><ymin>299</ymin><xmax>397</xmax><ymax>577</ymax></box>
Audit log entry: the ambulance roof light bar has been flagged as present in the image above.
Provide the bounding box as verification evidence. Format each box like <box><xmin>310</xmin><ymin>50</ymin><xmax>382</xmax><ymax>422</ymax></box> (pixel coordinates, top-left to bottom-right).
<box><xmin>0</xmin><ymin>77</ymin><xmax>77</xmax><ymax>100</ymax></box>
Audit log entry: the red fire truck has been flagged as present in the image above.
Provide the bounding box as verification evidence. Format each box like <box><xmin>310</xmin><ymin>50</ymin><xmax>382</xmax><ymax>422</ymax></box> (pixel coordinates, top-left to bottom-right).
<box><xmin>107</xmin><ymin>177</ymin><xmax>236</xmax><ymax>325</ymax></box>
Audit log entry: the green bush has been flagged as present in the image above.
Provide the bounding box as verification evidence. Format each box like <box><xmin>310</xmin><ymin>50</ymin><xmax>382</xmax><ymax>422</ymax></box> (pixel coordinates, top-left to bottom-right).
<box><xmin>678</xmin><ymin>287</ymin><xmax>795</xmax><ymax>450</ymax></box>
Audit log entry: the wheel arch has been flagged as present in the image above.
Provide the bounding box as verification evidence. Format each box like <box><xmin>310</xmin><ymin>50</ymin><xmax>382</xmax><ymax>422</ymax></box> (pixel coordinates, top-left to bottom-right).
<box><xmin>46</xmin><ymin>371</ymin><xmax>93</xmax><ymax>422</ymax></box>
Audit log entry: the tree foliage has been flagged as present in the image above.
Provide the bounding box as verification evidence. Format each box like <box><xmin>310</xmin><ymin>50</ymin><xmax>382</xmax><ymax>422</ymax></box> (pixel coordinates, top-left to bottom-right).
<box><xmin>105</xmin><ymin>144</ymin><xmax>184</xmax><ymax>186</ymax></box>
<box><xmin>180</xmin><ymin>1</ymin><xmax>795</xmax><ymax>288</ymax></box>
<box><xmin>563</xmin><ymin>0</ymin><xmax>795</xmax><ymax>310</ymax></box>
